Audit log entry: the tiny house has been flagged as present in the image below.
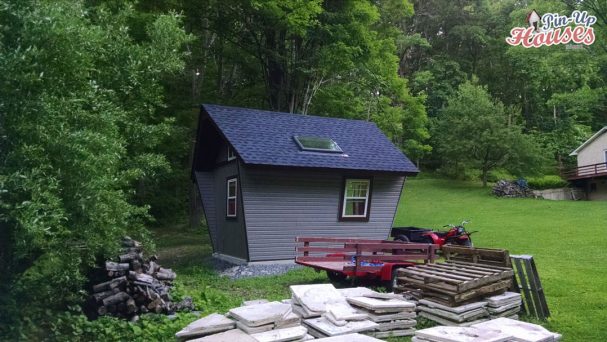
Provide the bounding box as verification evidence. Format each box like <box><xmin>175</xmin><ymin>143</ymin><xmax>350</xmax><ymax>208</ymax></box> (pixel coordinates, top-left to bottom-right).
<box><xmin>568</xmin><ymin>126</ymin><xmax>607</xmax><ymax>200</ymax></box>
<box><xmin>191</xmin><ymin>104</ymin><xmax>419</xmax><ymax>263</ymax></box>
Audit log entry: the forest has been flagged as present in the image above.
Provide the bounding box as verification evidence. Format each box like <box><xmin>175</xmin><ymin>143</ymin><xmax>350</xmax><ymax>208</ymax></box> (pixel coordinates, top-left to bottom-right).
<box><xmin>0</xmin><ymin>0</ymin><xmax>605</xmax><ymax>339</ymax></box>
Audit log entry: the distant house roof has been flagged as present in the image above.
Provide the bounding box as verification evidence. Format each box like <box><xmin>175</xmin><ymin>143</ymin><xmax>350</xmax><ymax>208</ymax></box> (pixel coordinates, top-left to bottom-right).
<box><xmin>202</xmin><ymin>104</ymin><xmax>419</xmax><ymax>174</ymax></box>
<box><xmin>570</xmin><ymin>126</ymin><xmax>607</xmax><ymax>156</ymax></box>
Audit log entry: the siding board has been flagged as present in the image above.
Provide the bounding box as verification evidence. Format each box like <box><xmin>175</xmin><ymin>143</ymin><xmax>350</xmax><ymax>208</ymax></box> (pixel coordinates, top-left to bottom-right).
<box><xmin>241</xmin><ymin>168</ymin><xmax>405</xmax><ymax>261</ymax></box>
<box><xmin>195</xmin><ymin>172</ymin><xmax>218</xmax><ymax>250</ymax></box>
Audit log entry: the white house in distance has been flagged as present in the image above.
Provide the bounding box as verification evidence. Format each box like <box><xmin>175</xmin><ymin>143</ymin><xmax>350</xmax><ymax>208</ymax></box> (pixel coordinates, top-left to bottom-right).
<box><xmin>567</xmin><ymin>127</ymin><xmax>607</xmax><ymax>200</ymax></box>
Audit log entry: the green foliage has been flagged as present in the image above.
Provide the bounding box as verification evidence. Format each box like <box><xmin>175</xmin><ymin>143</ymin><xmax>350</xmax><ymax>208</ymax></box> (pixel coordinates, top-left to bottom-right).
<box><xmin>0</xmin><ymin>0</ymin><xmax>190</xmax><ymax>335</ymax></box>
<box><xmin>433</xmin><ymin>82</ymin><xmax>545</xmax><ymax>186</ymax></box>
<box><xmin>526</xmin><ymin>175</ymin><xmax>569</xmax><ymax>190</ymax></box>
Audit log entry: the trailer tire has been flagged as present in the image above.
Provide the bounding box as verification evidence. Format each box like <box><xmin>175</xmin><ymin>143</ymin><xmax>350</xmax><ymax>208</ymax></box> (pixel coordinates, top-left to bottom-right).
<box><xmin>326</xmin><ymin>270</ymin><xmax>347</xmax><ymax>284</ymax></box>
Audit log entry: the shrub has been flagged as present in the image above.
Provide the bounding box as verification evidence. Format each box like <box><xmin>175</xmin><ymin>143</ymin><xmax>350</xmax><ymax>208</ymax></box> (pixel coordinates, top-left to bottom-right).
<box><xmin>526</xmin><ymin>175</ymin><xmax>568</xmax><ymax>190</ymax></box>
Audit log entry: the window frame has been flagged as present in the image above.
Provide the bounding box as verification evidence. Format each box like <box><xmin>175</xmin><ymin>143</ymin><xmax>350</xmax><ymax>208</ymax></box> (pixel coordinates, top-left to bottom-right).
<box><xmin>604</xmin><ymin>149</ymin><xmax>607</xmax><ymax>163</ymax></box>
<box><xmin>226</xmin><ymin>177</ymin><xmax>238</xmax><ymax>218</ymax></box>
<box><xmin>293</xmin><ymin>135</ymin><xmax>343</xmax><ymax>153</ymax></box>
<box><xmin>339</xmin><ymin>177</ymin><xmax>372</xmax><ymax>221</ymax></box>
<box><xmin>227</xmin><ymin>145</ymin><xmax>236</xmax><ymax>161</ymax></box>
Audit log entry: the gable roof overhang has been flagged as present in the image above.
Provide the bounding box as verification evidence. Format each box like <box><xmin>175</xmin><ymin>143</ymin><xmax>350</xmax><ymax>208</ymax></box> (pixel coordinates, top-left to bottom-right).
<box><xmin>570</xmin><ymin>126</ymin><xmax>607</xmax><ymax>156</ymax></box>
<box><xmin>196</xmin><ymin>104</ymin><xmax>420</xmax><ymax>175</ymax></box>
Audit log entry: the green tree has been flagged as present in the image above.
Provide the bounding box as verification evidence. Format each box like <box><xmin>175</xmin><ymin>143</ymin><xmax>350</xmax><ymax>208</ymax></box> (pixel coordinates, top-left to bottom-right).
<box><xmin>0</xmin><ymin>0</ymin><xmax>190</xmax><ymax>336</ymax></box>
<box><xmin>434</xmin><ymin>82</ymin><xmax>545</xmax><ymax>187</ymax></box>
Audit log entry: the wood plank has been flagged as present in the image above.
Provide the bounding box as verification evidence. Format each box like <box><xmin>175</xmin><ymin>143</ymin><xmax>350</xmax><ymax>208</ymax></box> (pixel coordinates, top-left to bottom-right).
<box><xmin>401</xmin><ymin>267</ymin><xmax>476</xmax><ymax>281</ymax></box>
<box><xmin>400</xmin><ymin>269</ymin><xmax>464</xmax><ymax>285</ymax></box>
<box><xmin>529</xmin><ymin>257</ymin><xmax>551</xmax><ymax>318</ymax></box>
<box><xmin>297</xmin><ymin>246</ymin><xmax>357</xmax><ymax>253</ymax></box>
<box><xmin>445</xmin><ymin>260</ymin><xmax>513</xmax><ymax>271</ymax></box>
<box><xmin>425</xmin><ymin>263</ymin><xmax>494</xmax><ymax>276</ymax></box>
<box><xmin>512</xmin><ymin>257</ymin><xmax>536</xmax><ymax>317</ymax></box>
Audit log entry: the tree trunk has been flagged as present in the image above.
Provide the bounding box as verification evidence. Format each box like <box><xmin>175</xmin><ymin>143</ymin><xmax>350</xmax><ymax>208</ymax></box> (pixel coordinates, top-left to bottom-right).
<box><xmin>482</xmin><ymin>169</ymin><xmax>488</xmax><ymax>187</ymax></box>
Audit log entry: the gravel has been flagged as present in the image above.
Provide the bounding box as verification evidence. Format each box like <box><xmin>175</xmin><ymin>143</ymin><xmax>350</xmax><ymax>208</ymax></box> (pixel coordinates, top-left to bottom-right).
<box><xmin>208</xmin><ymin>257</ymin><xmax>303</xmax><ymax>280</ymax></box>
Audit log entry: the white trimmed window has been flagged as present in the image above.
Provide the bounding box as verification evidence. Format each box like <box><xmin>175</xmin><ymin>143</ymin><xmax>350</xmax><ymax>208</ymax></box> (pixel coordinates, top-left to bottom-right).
<box><xmin>226</xmin><ymin>178</ymin><xmax>237</xmax><ymax>218</ymax></box>
<box><xmin>341</xmin><ymin>179</ymin><xmax>371</xmax><ymax>219</ymax></box>
<box><xmin>227</xmin><ymin>146</ymin><xmax>236</xmax><ymax>161</ymax></box>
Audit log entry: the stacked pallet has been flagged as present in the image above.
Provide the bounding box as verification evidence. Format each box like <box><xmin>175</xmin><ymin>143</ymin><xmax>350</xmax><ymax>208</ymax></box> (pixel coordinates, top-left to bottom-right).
<box><xmin>485</xmin><ymin>292</ymin><xmax>522</xmax><ymax>319</ymax></box>
<box><xmin>417</xmin><ymin>299</ymin><xmax>489</xmax><ymax>327</ymax></box>
<box><xmin>395</xmin><ymin>261</ymin><xmax>514</xmax><ymax>306</ymax></box>
<box><xmin>346</xmin><ymin>295</ymin><xmax>417</xmax><ymax>338</ymax></box>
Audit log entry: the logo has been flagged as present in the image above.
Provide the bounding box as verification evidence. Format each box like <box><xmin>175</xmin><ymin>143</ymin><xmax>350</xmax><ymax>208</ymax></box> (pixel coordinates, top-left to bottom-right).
<box><xmin>506</xmin><ymin>9</ymin><xmax>597</xmax><ymax>48</ymax></box>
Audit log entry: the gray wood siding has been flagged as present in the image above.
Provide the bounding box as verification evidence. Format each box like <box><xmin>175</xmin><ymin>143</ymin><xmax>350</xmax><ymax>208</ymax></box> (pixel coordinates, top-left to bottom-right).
<box><xmin>195</xmin><ymin>160</ymin><xmax>248</xmax><ymax>260</ymax></box>
<box><xmin>240</xmin><ymin>168</ymin><xmax>405</xmax><ymax>261</ymax></box>
<box><xmin>195</xmin><ymin>172</ymin><xmax>218</xmax><ymax>250</ymax></box>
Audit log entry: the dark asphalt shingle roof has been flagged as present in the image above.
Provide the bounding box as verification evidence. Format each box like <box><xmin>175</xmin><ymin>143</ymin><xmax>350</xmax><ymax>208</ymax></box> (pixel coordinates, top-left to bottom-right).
<box><xmin>203</xmin><ymin>104</ymin><xmax>419</xmax><ymax>174</ymax></box>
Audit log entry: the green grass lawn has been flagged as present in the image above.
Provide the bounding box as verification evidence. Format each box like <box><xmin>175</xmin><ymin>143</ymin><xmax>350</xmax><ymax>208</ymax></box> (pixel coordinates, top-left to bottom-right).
<box><xmin>153</xmin><ymin>177</ymin><xmax>606</xmax><ymax>341</ymax></box>
<box><xmin>395</xmin><ymin>178</ymin><xmax>607</xmax><ymax>341</ymax></box>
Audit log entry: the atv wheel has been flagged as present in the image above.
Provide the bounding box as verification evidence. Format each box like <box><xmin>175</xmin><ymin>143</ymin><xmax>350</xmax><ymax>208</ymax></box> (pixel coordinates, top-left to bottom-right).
<box><xmin>395</xmin><ymin>235</ymin><xmax>410</xmax><ymax>242</ymax></box>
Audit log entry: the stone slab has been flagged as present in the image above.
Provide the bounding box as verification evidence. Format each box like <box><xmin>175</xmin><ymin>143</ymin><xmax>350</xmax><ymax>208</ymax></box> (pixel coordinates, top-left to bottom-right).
<box><xmin>364</xmin><ymin>309</ymin><xmax>416</xmax><ymax>322</ymax></box>
<box><xmin>485</xmin><ymin>292</ymin><xmax>521</xmax><ymax>307</ymax></box>
<box><xmin>292</xmin><ymin>303</ymin><xmax>318</xmax><ymax>318</ymax></box>
<box><xmin>304</xmin><ymin>317</ymin><xmax>379</xmax><ymax>336</ymax></box>
<box><xmin>376</xmin><ymin>319</ymin><xmax>416</xmax><ymax>331</ymax></box>
<box><xmin>314</xmin><ymin>333</ymin><xmax>384</xmax><ymax>341</ymax></box>
<box><xmin>363</xmin><ymin>292</ymin><xmax>403</xmax><ymax>300</ymax></box>
<box><xmin>326</xmin><ymin>302</ymin><xmax>367</xmax><ymax>321</ymax></box>
<box><xmin>188</xmin><ymin>329</ymin><xmax>257</xmax><ymax>342</ymax></box>
<box><xmin>418</xmin><ymin>299</ymin><xmax>488</xmax><ymax>314</ymax></box>
<box><xmin>175</xmin><ymin>313</ymin><xmax>235</xmax><ymax>340</ymax></box>
<box><xmin>489</xmin><ymin>307</ymin><xmax>521</xmax><ymax>319</ymax></box>
<box><xmin>472</xmin><ymin>317</ymin><xmax>562</xmax><ymax>342</ymax></box>
<box><xmin>244</xmin><ymin>299</ymin><xmax>270</xmax><ymax>306</ymax></box>
<box><xmin>347</xmin><ymin>297</ymin><xmax>415</xmax><ymax>312</ymax></box>
<box><xmin>487</xmin><ymin>301</ymin><xmax>521</xmax><ymax>314</ymax></box>
<box><xmin>415</xmin><ymin>326</ymin><xmax>512</xmax><ymax>342</ymax></box>
<box><xmin>291</xmin><ymin>284</ymin><xmax>346</xmax><ymax>313</ymax></box>
<box><xmin>236</xmin><ymin>321</ymin><xmax>274</xmax><ymax>334</ymax></box>
<box><xmin>324</xmin><ymin>312</ymin><xmax>348</xmax><ymax>327</ymax></box>
<box><xmin>251</xmin><ymin>326</ymin><xmax>308</xmax><ymax>342</ymax></box>
<box><xmin>338</xmin><ymin>287</ymin><xmax>377</xmax><ymax>298</ymax></box>
<box><xmin>418</xmin><ymin>312</ymin><xmax>489</xmax><ymax>327</ymax></box>
<box><xmin>418</xmin><ymin>306</ymin><xmax>489</xmax><ymax>323</ymax></box>
<box><xmin>229</xmin><ymin>302</ymin><xmax>292</xmax><ymax>327</ymax></box>
<box><xmin>275</xmin><ymin>312</ymin><xmax>301</xmax><ymax>328</ymax></box>
<box><xmin>368</xmin><ymin>328</ymin><xmax>416</xmax><ymax>338</ymax></box>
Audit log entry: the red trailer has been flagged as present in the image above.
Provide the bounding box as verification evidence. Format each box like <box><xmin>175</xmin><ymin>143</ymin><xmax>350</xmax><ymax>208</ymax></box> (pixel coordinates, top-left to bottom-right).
<box><xmin>295</xmin><ymin>236</ymin><xmax>437</xmax><ymax>289</ymax></box>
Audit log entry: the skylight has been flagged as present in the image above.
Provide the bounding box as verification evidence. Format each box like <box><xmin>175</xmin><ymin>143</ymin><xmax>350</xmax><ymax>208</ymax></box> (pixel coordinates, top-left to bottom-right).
<box><xmin>293</xmin><ymin>136</ymin><xmax>343</xmax><ymax>153</ymax></box>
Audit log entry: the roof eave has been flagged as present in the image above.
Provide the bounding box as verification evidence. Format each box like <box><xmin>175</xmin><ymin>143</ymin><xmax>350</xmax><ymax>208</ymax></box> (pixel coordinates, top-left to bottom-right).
<box><xmin>570</xmin><ymin>126</ymin><xmax>607</xmax><ymax>156</ymax></box>
<box><xmin>242</xmin><ymin>161</ymin><xmax>420</xmax><ymax>176</ymax></box>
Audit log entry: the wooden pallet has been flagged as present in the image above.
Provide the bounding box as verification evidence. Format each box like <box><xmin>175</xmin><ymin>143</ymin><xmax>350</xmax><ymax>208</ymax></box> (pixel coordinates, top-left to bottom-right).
<box><xmin>442</xmin><ymin>245</ymin><xmax>511</xmax><ymax>267</ymax></box>
<box><xmin>396</xmin><ymin>261</ymin><xmax>514</xmax><ymax>305</ymax></box>
<box><xmin>511</xmin><ymin>254</ymin><xmax>550</xmax><ymax>319</ymax></box>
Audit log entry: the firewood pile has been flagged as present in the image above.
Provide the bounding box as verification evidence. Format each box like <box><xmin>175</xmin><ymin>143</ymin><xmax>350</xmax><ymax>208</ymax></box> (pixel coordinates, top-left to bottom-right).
<box><xmin>88</xmin><ymin>237</ymin><xmax>191</xmax><ymax>320</ymax></box>
<box><xmin>492</xmin><ymin>180</ymin><xmax>533</xmax><ymax>198</ymax></box>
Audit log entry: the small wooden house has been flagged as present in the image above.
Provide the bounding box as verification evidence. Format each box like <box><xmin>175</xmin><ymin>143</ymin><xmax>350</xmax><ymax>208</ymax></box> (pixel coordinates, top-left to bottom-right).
<box><xmin>568</xmin><ymin>126</ymin><xmax>607</xmax><ymax>200</ymax></box>
<box><xmin>191</xmin><ymin>104</ymin><xmax>419</xmax><ymax>263</ymax></box>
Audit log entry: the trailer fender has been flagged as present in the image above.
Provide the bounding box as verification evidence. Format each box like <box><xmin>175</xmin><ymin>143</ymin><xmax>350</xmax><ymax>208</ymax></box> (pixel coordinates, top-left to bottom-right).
<box><xmin>379</xmin><ymin>262</ymin><xmax>414</xmax><ymax>281</ymax></box>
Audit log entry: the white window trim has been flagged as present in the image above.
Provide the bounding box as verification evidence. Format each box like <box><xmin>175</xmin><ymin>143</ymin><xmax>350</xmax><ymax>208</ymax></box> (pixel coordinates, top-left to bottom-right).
<box><xmin>227</xmin><ymin>146</ymin><xmax>236</xmax><ymax>161</ymax></box>
<box><xmin>341</xmin><ymin>179</ymin><xmax>370</xmax><ymax>218</ymax></box>
<box><xmin>226</xmin><ymin>178</ymin><xmax>237</xmax><ymax>217</ymax></box>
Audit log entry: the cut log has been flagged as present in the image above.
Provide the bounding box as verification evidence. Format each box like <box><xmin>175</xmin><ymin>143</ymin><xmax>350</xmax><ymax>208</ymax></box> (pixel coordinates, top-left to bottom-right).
<box><xmin>93</xmin><ymin>276</ymin><xmax>127</xmax><ymax>293</ymax></box>
<box><xmin>92</xmin><ymin>290</ymin><xmax>114</xmax><ymax>303</ymax></box>
<box><xmin>126</xmin><ymin>298</ymin><xmax>137</xmax><ymax>314</ymax></box>
<box><xmin>102</xmin><ymin>292</ymin><xmax>131</xmax><ymax>306</ymax></box>
<box><xmin>106</xmin><ymin>261</ymin><xmax>130</xmax><ymax>272</ymax></box>
<box><xmin>156</xmin><ymin>268</ymin><xmax>176</xmax><ymax>281</ymax></box>
<box><xmin>97</xmin><ymin>306</ymin><xmax>108</xmax><ymax>316</ymax></box>
<box><xmin>119</xmin><ymin>253</ymin><xmax>142</xmax><ymax>263</ymax></box>
<box><xmin>128</xmin><ymin>271</ymin><xmax>155</xmax><ymax>284</ymax></box>
<box><xmin>146</xmin><ymin>261</ymin><xmax>158</xmax><ymax>275</ymax></box>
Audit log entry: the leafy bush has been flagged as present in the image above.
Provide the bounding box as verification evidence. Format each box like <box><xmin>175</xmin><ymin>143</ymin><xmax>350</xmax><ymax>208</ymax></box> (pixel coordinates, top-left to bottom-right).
<box><xmin>526</xmin><ymin>175</ymin><xmax>568</xmax><ymax>190</ymax></box>
<box><xmin>486</xmin><ymin>169</ymin><xmax>514</xmax><ymax>183</ymax></box>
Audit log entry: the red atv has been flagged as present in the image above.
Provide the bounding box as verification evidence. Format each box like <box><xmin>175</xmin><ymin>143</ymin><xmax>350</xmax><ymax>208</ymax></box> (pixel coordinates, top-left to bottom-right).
<box><xmin>391</xmin><ymin>221</ymin><xmax>475</xmax><ymax>247</ymax></box>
